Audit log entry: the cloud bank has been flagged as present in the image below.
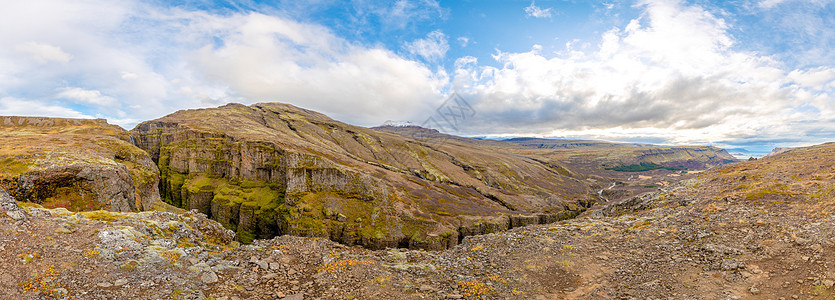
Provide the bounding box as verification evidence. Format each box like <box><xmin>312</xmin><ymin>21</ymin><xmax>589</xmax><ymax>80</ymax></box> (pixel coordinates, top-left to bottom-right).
<box><xmin>0</xmin><ymin>0</ymin><xmax>832</xmax><ymax>149</ymax></box>
<box><xmin>0</xmin><ymin>1</ymin><xmax>446</xmax><ymax>127</ymax></box>
<box><xmin>451</xmin><ymin>0</ymin><xmax>834</xmax><ymax>147</ymax></box>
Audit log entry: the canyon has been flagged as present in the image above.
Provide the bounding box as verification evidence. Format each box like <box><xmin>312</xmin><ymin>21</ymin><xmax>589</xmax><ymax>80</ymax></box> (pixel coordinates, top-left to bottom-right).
<box><xmin>0</xmin><ymin>103</ymin><xmax>739</xmax><ymax>251</ymax></box>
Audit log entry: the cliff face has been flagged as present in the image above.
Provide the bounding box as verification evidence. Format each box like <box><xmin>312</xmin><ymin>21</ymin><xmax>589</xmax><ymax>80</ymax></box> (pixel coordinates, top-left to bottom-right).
<box><xmin>132</xmin><ymin>103</ymin><xmax>595</xmax><ymax>249</ymax></box>
<box><xmin>0</xmin><ymin>117</ymin><xmax>160</xmax><ymax>212</ymax></box>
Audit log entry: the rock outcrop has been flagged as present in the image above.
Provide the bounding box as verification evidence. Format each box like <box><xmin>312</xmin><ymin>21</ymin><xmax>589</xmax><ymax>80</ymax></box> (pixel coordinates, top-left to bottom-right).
<box><xmin>0</xmin><ymin>117</ymin><xmax>160</xmax><ymax>212</ymax></box>
<box><xmin>132</xmin><ymin>103</ymin><xmax>595</xmax><ymax>249</ymax></box>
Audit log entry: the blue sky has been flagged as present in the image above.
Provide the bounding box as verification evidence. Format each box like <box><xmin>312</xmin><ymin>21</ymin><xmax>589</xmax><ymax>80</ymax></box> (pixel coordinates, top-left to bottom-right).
<box><xmin>1</xmin><ymin>0</ymin><xmax>834</xmax><ymax>153</ymax></box>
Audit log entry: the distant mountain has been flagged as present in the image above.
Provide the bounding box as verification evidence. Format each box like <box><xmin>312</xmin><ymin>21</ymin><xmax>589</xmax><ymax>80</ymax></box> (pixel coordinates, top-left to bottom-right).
<box><xmin>502</xmin><ymin>137</ymin><xmax>652</xmax><ymax>149</ymax></box>
<box><xmin>765</xmin><ymin>147</ymin><xmax>794</xmax><ymax>156</ymax></box>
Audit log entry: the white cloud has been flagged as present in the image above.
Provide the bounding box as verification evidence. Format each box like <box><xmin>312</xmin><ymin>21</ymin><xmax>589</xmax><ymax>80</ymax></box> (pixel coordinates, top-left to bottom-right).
<box><xmin>457</xmin><ymin>36</ymin><xmax>470</xmax><ymax>47</ymax></box>
<box><xmin>758</xmin><ymin>0</ymin><xmax>787</xmax><ymax>8</ymax></box>
<box><xmin>120</xmin><ymin>72</ymin><xmax>138</xmax><ymax>80</ymax></box>
<box><xmin>377</xmin><ymin>0</ymin><xmax>447</xmax><ymax>29</ymax></box>
<box><xmin>450</xmin><ymin>0</ymin><xmax>834</xmax><ymax>146</ymax></box>
<box><xmin>15</xmin><ymin>42</ymin><xmax>72</xmax><ymax>64</ymax></box>
<box><xmin>0</xmin><ymin>1</ymin><xmax>447</xmax><ymax>128</ymax></box>
<box><xmin>787</xmin><ymin>67</ymin><xmax>835</xmax><ymax>89</ymax></box>
<box><xmin>56</xmin><ymin>87</ymin><xmax>116</xmax><ymax>106</ymax></box>
<box><xmin>757</xmin><ymin>0</ymin><xmax>833</xmax><ymax>8</ymax></box>
<box><xmin>0</xmin><ymin>0</ymin><xmax>833</xmax><ymax>149</ymax></box>
<box><xmin>187</xmin><ymin>13</ymin><xmax>446</xmax><ymax>124</ymax></box>
<box><xmin>404</xmin><ymin>30</ymin><xmax>449</xmax><ymax>62</ymax></box>
<box><xmin>0</xmin><ymin>97</ymin><xmax>94</xmax><ymax>119</ymax></box>
<box><xmin>525</xmin><ymin>1</ymin><xmax>553</xmax><ymax>18</ymax></box>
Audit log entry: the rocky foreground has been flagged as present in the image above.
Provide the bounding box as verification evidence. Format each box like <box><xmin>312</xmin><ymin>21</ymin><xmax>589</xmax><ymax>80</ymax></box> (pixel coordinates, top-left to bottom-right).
<box><xmin>2</xmin><ymin>143</ymin><xmax>834</xmax><ymax>299</ymax></box>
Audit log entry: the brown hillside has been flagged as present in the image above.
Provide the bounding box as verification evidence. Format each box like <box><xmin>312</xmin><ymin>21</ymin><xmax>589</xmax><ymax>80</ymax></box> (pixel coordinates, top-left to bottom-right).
<box><xmin>131</xmin><ymin>103</ymin><xmax>595</xmax><ymax>249</ymax></box>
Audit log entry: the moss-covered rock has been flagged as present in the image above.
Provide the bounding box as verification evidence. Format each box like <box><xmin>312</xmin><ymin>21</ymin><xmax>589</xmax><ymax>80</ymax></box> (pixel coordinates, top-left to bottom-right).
<box><xmin>0</xmin><ymin>117</ymin><xmax>161</xmax><ymax>212</ymax></box>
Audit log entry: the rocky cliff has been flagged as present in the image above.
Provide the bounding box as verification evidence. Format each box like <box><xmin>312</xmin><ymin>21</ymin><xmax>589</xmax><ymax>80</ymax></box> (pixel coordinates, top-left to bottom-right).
<box><xmin>0</xmin><ymin>117</ymin><xmax>160</xmax><ymax>212</ymax></box>
<box><xmin>131</xmin><ymin>103</ymin><xmax>595</xmax><ymax>249</ymax></box>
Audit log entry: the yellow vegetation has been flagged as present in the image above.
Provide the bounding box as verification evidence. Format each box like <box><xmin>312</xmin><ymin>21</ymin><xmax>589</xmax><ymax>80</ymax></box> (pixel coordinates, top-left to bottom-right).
<box><xmin>703</xmin><ymin>203</ymin><xmax>722</xmax><ymax>213</ymax></box>
<box><xmin>458</xmin><ymin>279</ymin><xmax>493</xmax><ymax>297</ymax></box>
<box><xmin>18</xmin><ymin>265</ymin><xmax>64</xmax><ymax>298</ymax></box>
<box><xmin>83</xmin><ymin>248</ymin><xmax>101</xmax><ymax>259</ymax></box>
<box><xmin>18</xmin><ymin>249</ymin><xmax>42</xmax><ymax>264</ymax></box>
<box><xmin>80</xmin><ymin>210</ymin><xmax>131</xmax><ymax>222</ymax></box>
<box><xmin>162</xmin><ymin>251</ymin><xmax>182</xmax><ymax>265</ymax></box>
<box><xmin>317</xmin><ymin>259</ymin><xmax>375</xmax><ymax>273</ymax></box>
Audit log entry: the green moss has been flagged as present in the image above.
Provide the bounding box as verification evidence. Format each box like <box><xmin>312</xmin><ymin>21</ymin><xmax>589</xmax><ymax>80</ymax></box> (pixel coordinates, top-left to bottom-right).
<box><xmin>744</xmin><ymin>187</ymin><xmax>796</xmax><ymax>200</ymax></box>
<box><xmin>80</xmin><ymin>210</ymin><xmax>131</xmax><ymax>222</ymax></box>
<box><xmin>605</xmin><ymin>163</ymin><xmax>679</xmax><ymax>172</ymax></box>
<box><xmin>236</xmin><ymin>231</ymin><xmax>256</xmax><ymax>244</ymax></box>
<box><xmin>287</xmin><ymin>212</ymin><xmax>327</xmax><ymax>235</ymax></box>
<box><xmin>159</xmin><ymin>171</ymin><xmax>286</xmax><ymax>244</ymax></box>
<box><xmin>177</xmin><ymin>241</ymin><xmax>196</xmax><ymax>248</ymax></box>
<box><xmin>17</xmin><ymin>202</ymin><xmax>44</xmax><ymax>209</ymax></box>
<box><xmin>184</xmin><ymin>176</ymin><xmax>216</xmax><ymax>194</ymax></box>
<box><xmin>164</xmin><ymin>172</ymin><xmax>186</xmax><ymax>207</ymax></box>
<box><xmin>239</xmin><ymin>180</ymin><xmax>264</xmax><ymax>189</ymax></box>
<box><xmin>213</xmin><ymin>193</ymin><xmax>244</xmax><ymax>204</ymax></box>
<box><xmin>39</xmin><ymin>185</ymin><xmax>106</xmax><ymax>212</ymax></box>
<box><xmin>810</xmin><ymin>185</ymin><xmax>835</xmax><ymax>200</ymax></box>
<box><xmin>120</xmin><ymin>260</ymin><xmax>140</xmax><ymax>271</ymax></box>
<box><xmin>0</xmin><ymin>157</ymin><xmax>33</xmax><ymax>176</ymax></box>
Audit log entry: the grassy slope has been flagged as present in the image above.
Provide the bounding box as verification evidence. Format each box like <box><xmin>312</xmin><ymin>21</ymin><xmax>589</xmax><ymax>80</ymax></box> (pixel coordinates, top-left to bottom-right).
<box><xmin>0</xmin><ymin>117</ymin><xmax>165</xmax><ymax>212</ymax></box>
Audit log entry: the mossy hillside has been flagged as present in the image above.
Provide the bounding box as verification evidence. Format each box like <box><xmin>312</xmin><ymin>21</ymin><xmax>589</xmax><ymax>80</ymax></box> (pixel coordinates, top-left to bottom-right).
<box><xmin>527</xmin><ymin>145</ymin><xmax>736</xmax><ymax>177</ymax></box>
<box><xmin>176</xmin><ymin>175</ymin><xmax>286</xmax><ymax>244</ymax></box>
<box><xmin>0</xmin><ymin>157</ymin><xmax>34</xmax><ymax>177</ymax></box>
<box><xmin>152</xmin><ymin>137</ymin><xmax>296</xmax><ymax>244</ymax></box>
<box><xmin>687</xmin><ymin>142</ymin><xmax>835</xmax><ymax>214</ymax></box>
<box><xmin>285</xmin><ymin>190</ymin><xmax>458</xmax><ymax>249</ymax></box>
<box><xmin>0</xmin><ymin>118</ymin><xmax>161</xmax><ymax>212</ymax></box>
<box><xmin>133</xmin><ymin>103</ymin><xmax>594</xmax><ymax>209</ymax></box>
<box><xmin>605</xmin><ymin>163</ymin><xmax>680</xmax><ymax>172</ymax></box>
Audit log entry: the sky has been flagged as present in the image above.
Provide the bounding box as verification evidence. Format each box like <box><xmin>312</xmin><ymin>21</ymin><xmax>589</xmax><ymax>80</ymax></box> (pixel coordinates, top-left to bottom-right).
<box><xmin>1</xmin><ymin>0</ymin><xmax>834</xmax><ymax>153</ymax></box>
